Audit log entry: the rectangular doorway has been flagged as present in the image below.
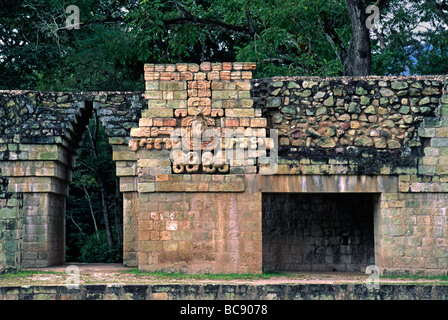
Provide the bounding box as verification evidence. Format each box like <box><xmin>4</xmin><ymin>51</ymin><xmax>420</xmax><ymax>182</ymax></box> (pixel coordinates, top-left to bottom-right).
<box><xmin>262</xmin><ymin>193</ymin><xmax>378</xmax><ymax>272</ymax></box>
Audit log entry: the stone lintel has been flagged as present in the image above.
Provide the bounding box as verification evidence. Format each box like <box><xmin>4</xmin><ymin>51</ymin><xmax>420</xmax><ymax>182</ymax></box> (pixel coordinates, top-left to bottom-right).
<box><xmin>154</xmin><ymin>174</ymin><xmax>245</xmax><ymax>193</ymax></box>
<box><xmin>8</xmin><ymin>176</ymin><xmax>69</xmax><ymax>195</ymax></box>
<box><xmin>246</xmin><ymin>175</ymin><xmax>398</xmax><ymax>194</ymax></box>
<box><xmin>0</xmin><ymin>161</ymin><xmax>70</xmax><ymax>181</ymax></box>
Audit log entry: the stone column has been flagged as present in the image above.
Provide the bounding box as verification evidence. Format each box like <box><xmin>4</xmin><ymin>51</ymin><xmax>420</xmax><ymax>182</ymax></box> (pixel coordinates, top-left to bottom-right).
<box><xmin>110</xmin><ymin>139</ymin><xmax>139</xmax><ymax>267</ymax></box>
<box><xmin>0</xmin><ymin>173</ymin><xmax>22</xmax><ymax>273</ymax></box>
<box><xmin>0</xmin><ymin>146</ymin><xmax>72</xmax><ymax>268</ymax></box>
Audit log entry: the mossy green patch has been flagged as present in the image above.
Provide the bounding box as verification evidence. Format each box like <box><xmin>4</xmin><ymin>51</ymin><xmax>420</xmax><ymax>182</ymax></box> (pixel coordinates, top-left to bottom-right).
<box><xmin>123</xmin><ymin>268</ymin><xmax>296</xmax><ymax>281</ymax></box>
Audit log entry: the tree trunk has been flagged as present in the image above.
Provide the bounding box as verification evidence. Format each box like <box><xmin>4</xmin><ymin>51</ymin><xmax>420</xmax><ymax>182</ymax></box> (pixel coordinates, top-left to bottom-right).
<box><xmin>81</xmin><ymin>184</ymin><xmax>99</xmax><ymax>243</ymax></box>
<box><xmin>344</xmin><ymin>0</ymin><xmax>372</xmax><ymax>76</ymax></box>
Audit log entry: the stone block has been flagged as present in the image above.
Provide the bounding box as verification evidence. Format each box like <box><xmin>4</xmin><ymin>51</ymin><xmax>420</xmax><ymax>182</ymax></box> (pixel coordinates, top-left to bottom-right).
<box><xmin>142</xmin><ymin>108</ymin><xmax>173</xmax><ymax>118</ymax></box>
<box><xmin>240</xmin><ymin>99</ymin><xmax>254</xmax><ymax>108</ymax></box>
<box><xmin>166</xmin><ymin>100</ymin><xmax>187</xmax><ymax>109</ymax></box>
<box><xmin>212</xmin><ymin>90</ymin><xmax>239</xmax><ymax>100</ymax></box>
<box><xmin>220</xmin><ymin>71</ymin><xmax>231</xmax><ymax>80</ymax></box>
<box><xmin>238</xmin><ymin>91</ymin><xmax>251</xmax><ymax>99</ymax></box>
<box><xmin>176</xmin><ymin>63</ymin><xmax>189</xmax><ymax>72</ymax></box>
<box><xmin>231</xmin><ymin>71</ymin><xmax>242</xmax><ymax>79</ymax></box>
<box><xmin>194</xmin><ymin>72</ymin><xmax>207</xmax><ymax>80</ymax></box>
<box><xmin>144</xmin><ymin>72</ymin><xmax>160</xmax><ymax>81</ymax></box>
<box><xmin>154</xmin><ymin>64</ymin><xmax>166</xmax><ymax>72</ymax></box>
<box><xmin>171</xmin><ymin>91</ymin><xmax>188</xmax><ymax>100</ymax></box>
<box><xmin>187</xmin><ymin>64</ymin><xmax>200</xmax><ymax>72</ymax></box>
<box><xmin>144</xmin><ymin>64</ymin><xmax>155</xmax><ymax>72</ymax></box>
<box><xmin>180</xmin><ymin>72</ymin><xmax>194</xmax><ymax>80</ymax></box>
<box><xmin>440</xmin><ymin>105</ymin><xmax>448</xmax><ymax>116</ymax></box>
<box><xmin>207</xmin><ymin>71</ymin><xmax>220</xmax><ymax>80</ymax></box>
<box><xmin>145</xmin><ymin>91</ymin><xmax>164</xmax><ymax>100</ymax></box>
<box><xmin>160</xmin><ymin>72</ymin><xmax>180</xmax><ymax>81</ymax></box>
<box><xmin>436</xmin><ymin>163</ymin><xmax>448</xmax><ymax>174</ymax></box>
<box><xmin>432</xmin><ymin>138</ymin><xmax>448</xmax><ymax>147</ymax></box>
<box><xmin>145</xmin><ymin>81</ymin><xmax>159</xmax><ymax>91</ymax></box>
<box><xmin>242</xmin><ymin>71</ymin><xmax>253</xmax><ymax>79</ymax></box>
<box><xmin>225</xmin><ymin>109</ymin><xmax>255</xmax><ymax>118</ymax></box>
<box><xmin>436</xmin><ymin>127</ymin><xmax>448</xmax><ymax>137</ymax></box>
<box><xmin>200</xmin><ymin>62</ymin><xmax>211</xmax><ymax>71</ymax></box>
<box><xmin>116</xmin><ymin>166</ymin><xmax>136</xmax><ymax>177</ymax></box>
<box><xmin>242</xmin><ymin>62</ymin><xmax>257</xmax><ymax>70</ymax></box>
<box><xmin>140</xmin><ymin>241</ymin><xmax>163</xmax><ymax>252</ymax></box>
<box><xmin>423</xmin><ymin>157</ymin><xmax>438</xmax><ymax>166</ymax></box>
<box><xmin>159</xmin><ymin>81</ymin><xmax>186</xmax><ymax>91</ymax></box>
<box><xmin>187</xmin><ymin>80</ymin><xmax>211</xmax><ymax>97</ymax></box>
<box><xmin>225</xmin><ymin>118</ymin><xmax>239</xmax><ymax>127</ymax></box>
<box><xmin>138</xmin><ymin>183</ymin><xmax>156</xmax><ymax>193</ymax></box>
<box><xmin>147</xmin><ymin>100</ymin><xmax>167</xmax><ymax>108</ymax></box>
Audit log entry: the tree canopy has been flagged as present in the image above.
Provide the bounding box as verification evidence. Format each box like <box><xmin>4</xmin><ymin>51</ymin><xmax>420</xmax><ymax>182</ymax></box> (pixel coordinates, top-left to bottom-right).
<box><xmin>1</xmin><ymin>0</ymin><xmax>447</xmax><ymax>91</ymax></box>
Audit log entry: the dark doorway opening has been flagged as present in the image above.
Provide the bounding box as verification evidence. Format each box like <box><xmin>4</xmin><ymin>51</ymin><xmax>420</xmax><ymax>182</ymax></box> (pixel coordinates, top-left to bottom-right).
<box><xmin>66</xmin><ymin>109</ymin><xmax>123</xmax><ymax>264</ymax></box>
<box><xmin>262</xmin><ymin>193</ymin><xmax>377</xmax><ymax>272</ymax></box>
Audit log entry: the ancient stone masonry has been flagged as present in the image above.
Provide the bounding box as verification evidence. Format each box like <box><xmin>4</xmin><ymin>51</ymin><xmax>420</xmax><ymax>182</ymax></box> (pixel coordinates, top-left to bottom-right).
<box><xmin>131</xmin><ymin>62</ymin><xmax>269</xmax><ymax>176</ymax></box>
<box><xmin>128</xmin><ymin>62</ymin><xmax>266</xmax><ymax>273</ymax></box>
<box><xmin>1</xmin><ymin>64</ymin><xmax>448</xmax><ymax>276</ymax></box>
<box><xmin>252</xmin><ymin>76</ymin><xmax>445</xmax><ymax>175</ymax></box>
<box><xmin>1</xmin><ymin>283</ymin><xmax>448</xmax><ymax>300</ymax></box>
<box><xmin>251</xmin><ymin>75</ymin><xmax>448</xmax><ymax>275</ymax></box>
<box><xmin>0</xmin><ymin>91</ymin><xmax>145</xmax><ymax>271</ymax></box>
<box><xmin>0</xmin><ymin>167</ymin><xmax>22</xmax><ymax>273</ymax></box>
<box><xmin>262</xmin><ymin>193</ymin><xmax>376</xmax><ymax>272</ymax></box>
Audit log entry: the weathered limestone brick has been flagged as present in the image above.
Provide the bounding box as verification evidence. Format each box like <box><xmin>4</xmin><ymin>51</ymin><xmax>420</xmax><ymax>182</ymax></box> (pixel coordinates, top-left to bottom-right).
<box><xmin>378</xmin><ymin>193</ymin><xmax>448</xmax><ymax>275</ymax></box>
<box><xmin>142</xmin><ymin>108</ymin><xmax>173</xmax><ymax>118</ymax></box>
<box><xmin>137</xmin><ymin>191</ymin><xmax>262</xmax><ymax>273</ymax></box>
<box><xmin>225</xmin><ymin>109</ymin><xmax>255</xmax><ymax>117</ymax></box>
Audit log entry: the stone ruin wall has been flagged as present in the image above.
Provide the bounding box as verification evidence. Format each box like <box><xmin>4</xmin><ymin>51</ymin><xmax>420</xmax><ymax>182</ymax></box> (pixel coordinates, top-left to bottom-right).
<box><xmin>0</xmin><ymin>91</ymin><xmax>145</xmax><ymax>270</ymax></box>
<box><xmin>0</xmin><ymin>62</ymin><xmax>447</xmax><ymax>276</ymax></box>
<box><xmin>254</xmin><ymin>75</ymin><xmax>445</xmax><ymax>174</ymax></box>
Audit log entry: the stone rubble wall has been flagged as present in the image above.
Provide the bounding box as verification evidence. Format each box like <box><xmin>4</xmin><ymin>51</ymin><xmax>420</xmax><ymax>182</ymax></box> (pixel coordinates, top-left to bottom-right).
<box><xmin>252</xmin><ymin>76</ymin><xmax>446</xmax><ymax>175</ymax></box>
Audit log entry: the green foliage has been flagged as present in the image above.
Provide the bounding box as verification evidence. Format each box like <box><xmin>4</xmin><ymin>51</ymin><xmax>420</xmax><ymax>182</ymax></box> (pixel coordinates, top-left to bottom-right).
<box><xmin>0</xmin><ymin>0</ymin><xmax>65</xmax><ymax>89</ymax></box>
<box><xmin>133</xmin><ymin>0</ymin><xmax>349</xmax><ymax>77</ymax></box>
<box><xmin>0</xmin><ymin>0</ymin><xmax>145</xmax><ymax>90</ymax></box>
<box><xmin>0</xmin><ymin>270</ymin><xmax>58</xmax><ymax>278</ymax></box>
<box><xmin>371</xmin><ymin>0</ymin><xmax>448</xmax><ymax>75</ymax></box>
<box><xmin>41</xmin><ymin>26</ymin><xmax>145</xmax><ymax>91</ymax></box>
<box><xmin>77</xmin><ymin>229</ymin><xmax>122</xmax><ymax>263</ymax></box>
<box><xmin>1</xmin><ymin>0</ymin><xmax>447</xmax><ymax>91</ymax></box>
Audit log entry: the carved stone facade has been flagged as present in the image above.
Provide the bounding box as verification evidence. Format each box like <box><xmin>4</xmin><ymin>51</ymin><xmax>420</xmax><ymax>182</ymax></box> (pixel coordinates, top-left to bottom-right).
<box><xmin>0</xmin><ymin>64</ymin><xmax>448</xmax><ymax>276</ymax></box>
